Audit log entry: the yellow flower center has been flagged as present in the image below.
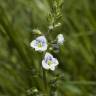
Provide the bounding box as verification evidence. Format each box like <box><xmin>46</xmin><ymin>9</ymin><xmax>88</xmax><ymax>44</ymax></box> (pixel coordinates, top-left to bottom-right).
<box><xmin>48</xmin><ymin>60</ymin><xmax>52</xmax><ymax>65</ymax></box>
<box><xmin>38</xmin><ymin>43</ymin><xmax>42</xmax><ymax>48</ymax></box>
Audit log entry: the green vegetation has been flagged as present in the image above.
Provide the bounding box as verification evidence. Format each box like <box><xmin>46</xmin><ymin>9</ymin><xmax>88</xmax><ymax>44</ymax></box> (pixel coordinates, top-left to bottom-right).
<box><xmin>0</xmin><ymin>0</ymin><xmax>96</xmax><ymax>96</ymax></box>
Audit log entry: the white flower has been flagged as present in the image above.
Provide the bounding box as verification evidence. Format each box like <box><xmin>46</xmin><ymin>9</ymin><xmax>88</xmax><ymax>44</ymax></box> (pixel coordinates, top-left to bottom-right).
<box><xmin>30</xmin><ymin>36</ymin><xmax>47</xmax><ymax>51</ymax></box>
<box><xmin>42</xmin><ymin>52</ymin><xmax>59</xmax><ymax>71</ymax></box>
<box><xmin>57</xmin><ymin>34</ymin><xmax>64</xmax><ymax>45</ymax></box>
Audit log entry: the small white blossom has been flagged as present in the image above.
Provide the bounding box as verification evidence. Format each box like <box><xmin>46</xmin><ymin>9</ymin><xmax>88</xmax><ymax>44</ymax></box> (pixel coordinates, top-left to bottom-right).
<box><xmin>48</xmin><ymin>25</ymin><xmax>54</xmax><ymax>30</ymax></box>
<box><xmin>30</xmin><ymin>36</ymin><xmax>47</xmax><ymax>51</ymax></box>
<box><xmin>57</xmin><ymin>34</ymin><xmax>64</xmax><ymax>45</ymax></box>
<box><xmin>42</xmin><ymin>52</ymin><xmax>59</xmax><ymax>71</ymax></box>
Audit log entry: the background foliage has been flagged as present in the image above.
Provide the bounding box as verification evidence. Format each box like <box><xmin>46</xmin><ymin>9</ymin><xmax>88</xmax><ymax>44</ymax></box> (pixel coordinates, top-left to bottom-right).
<box><xmin>0</xmin><ymin>0</ymin><xmax>96</xmax><ymax>96</ymax></box>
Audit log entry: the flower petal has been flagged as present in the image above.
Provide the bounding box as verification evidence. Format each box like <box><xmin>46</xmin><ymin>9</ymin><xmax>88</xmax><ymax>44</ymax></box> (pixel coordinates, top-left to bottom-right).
<box><xmin>45</xmin><ymin>52</ymin><xmax>53</xmax><ymax>59</ymax></box>
<box><xmin>35</xmin><ymin>47</ymin><xmax>41</xmax><ymax>51</ymax></box>
<box><xmin>42</xmin><ymin>60</ymin><xmax>49</xmax><ymax>70</ymax></box>
<box><xmin>36</xmin><ymin>36</ymin><xmax>47</xmax><ymax>42</ymax></box>
<box><xmin>49</xmin><ymin>64</ymin><xmax>55</xmax><ymax>71</ymax></box>
<box><xmin>30</xmin><ymin>40</ymin><xmax>37</xmax><ymax>48</ymax></box>
<box><xmin>53</xmin><ymin>58</ymin><xmax>59</xmax><ymax>66</ymax></box>
<box><xmin>40</xmin><ymin>45</ymin><xmax>47</xmax><ymax>51</ymax></box>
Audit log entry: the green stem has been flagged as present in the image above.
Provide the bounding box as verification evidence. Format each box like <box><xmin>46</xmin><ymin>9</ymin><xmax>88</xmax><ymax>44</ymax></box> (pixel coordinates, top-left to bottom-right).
<box><xmin>43</xmin><ymin>69</ymin><xmax>47</xmax><ymax>88</ymax></box>
<box><xmin>42</xmin><ymin>68</ymin><xmax>49</xmax><ymax>95</ymax></box>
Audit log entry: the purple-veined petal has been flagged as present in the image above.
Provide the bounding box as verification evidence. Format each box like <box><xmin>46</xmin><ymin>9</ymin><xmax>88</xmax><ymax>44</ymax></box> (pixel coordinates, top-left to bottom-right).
<box><xmin>45</xmin><ymin>52</ymin><xmax>53</xmax><ymax>59</ymax></box>
<box><xmin>52</xmin><ymin>58</ymin><xmax>59</xmax><ymax>66</ymax></box>
<box><xmin>36</xmin><ymin>36</ymin><xmax>47</xmax><ymax>43</ymax></box>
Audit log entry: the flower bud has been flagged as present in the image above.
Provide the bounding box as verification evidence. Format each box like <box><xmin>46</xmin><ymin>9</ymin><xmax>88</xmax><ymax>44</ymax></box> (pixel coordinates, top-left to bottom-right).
<box><xmin>55</xmin><ymin>23</ymin><xmax>61</xmax><ymax>28</ymax></box>
<box><xmin>48</xmin><ymin>25</ymin><xmax>54</xmax><ymax>30</ymax></box>
<box><xmin>32</xmin><ymin>29</ymin><xmax>42</xmax><ymax>35</ymax></box>
<box><xmin>57</xmin><ymin>34</ymin><xmax>64</xmax><ymax>45</ymax></box>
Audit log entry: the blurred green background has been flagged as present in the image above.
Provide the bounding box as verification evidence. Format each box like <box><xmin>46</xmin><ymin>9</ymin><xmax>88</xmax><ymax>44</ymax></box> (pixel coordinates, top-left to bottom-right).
<box><xmin>0</xmin><ymin>0</ymin><xmax>96</xmax><ymax>96</ymax></box>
